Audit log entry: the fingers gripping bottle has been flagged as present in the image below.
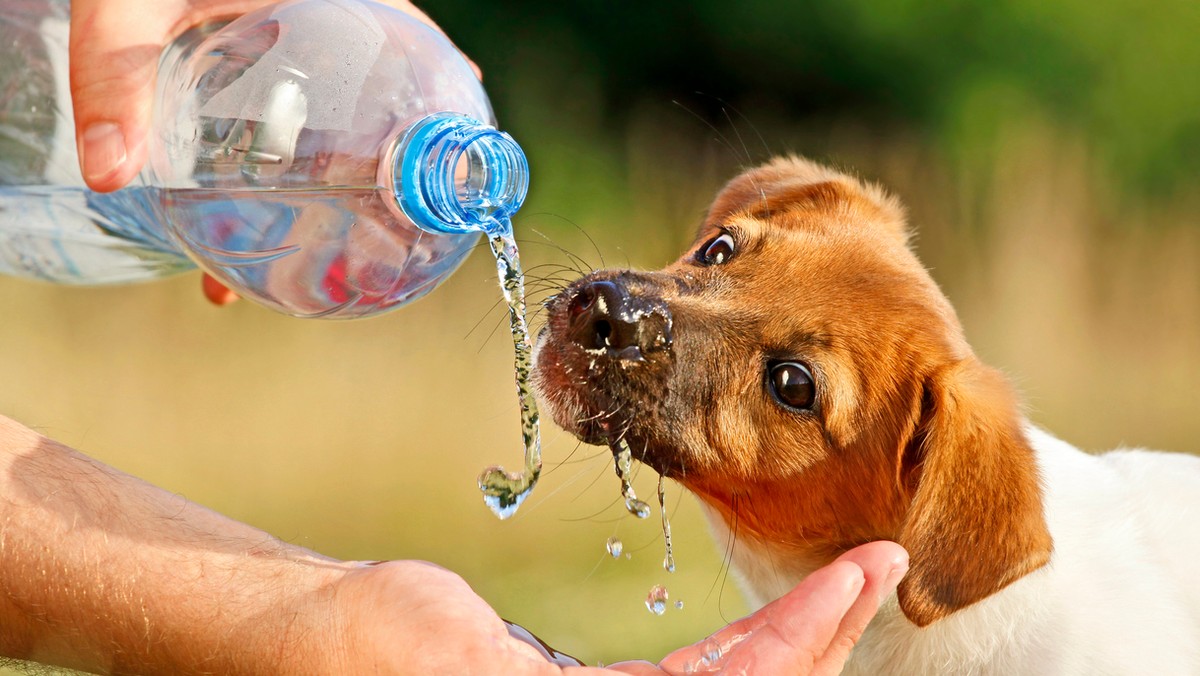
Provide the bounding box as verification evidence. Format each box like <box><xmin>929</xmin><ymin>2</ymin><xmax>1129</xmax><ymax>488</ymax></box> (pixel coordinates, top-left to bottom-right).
<box><xmin>0</xmin><ymin>0</ymin><xmax>528</xmax><ymax>319</ymax></box>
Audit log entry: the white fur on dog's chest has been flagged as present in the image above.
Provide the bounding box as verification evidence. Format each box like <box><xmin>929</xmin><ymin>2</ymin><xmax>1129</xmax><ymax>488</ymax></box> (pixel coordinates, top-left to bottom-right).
<box><xmin>704</xmin><ymin>426</ymin><xmax>1200</xmax><ymax>674</ymax></box>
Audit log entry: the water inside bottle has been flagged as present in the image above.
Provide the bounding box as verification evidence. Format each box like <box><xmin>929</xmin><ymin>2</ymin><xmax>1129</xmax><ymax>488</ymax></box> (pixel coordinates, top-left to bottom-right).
<box><xmin>0</xmin><ymin>186</ymin><xmax>192</xmax><ymax>284</ymax></box>
<box><xmin>477</xmin><ymin>226</ymin><xmax>543</xmax><ymax>519</ymax></box>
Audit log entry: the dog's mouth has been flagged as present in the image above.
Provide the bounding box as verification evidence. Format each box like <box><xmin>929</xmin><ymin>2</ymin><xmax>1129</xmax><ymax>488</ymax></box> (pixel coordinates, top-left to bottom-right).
<box><xmin>533</xmin><ymin>272</ymin><xmax>685</xmax><ymax>475</ymax></box>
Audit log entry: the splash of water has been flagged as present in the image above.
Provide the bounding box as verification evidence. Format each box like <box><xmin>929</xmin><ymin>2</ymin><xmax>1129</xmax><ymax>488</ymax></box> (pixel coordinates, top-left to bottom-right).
<box><xmin>477</xmin><ymin>228</ymin><xmax>542</xmax><ymax>519</ymax></box>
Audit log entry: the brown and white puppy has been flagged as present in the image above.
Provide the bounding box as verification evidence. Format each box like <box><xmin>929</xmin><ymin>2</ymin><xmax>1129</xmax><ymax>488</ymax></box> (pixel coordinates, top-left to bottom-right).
<box><xmin>532</xmin><ymin>157</ymin><xmax>1200</xmax><ymax>673</ymax></box>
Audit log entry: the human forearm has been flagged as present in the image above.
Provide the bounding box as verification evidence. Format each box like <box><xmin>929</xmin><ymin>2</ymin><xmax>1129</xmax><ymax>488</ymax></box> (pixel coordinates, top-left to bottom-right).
<box><xmin>0</xmin><ymin>414</ymin><xmax>908</xmax><ymax>674</ymax></box>
<box><xmin>0</xmin><ymin>414</ymin><xmax>344</xmax><ymax>674</ymax></box>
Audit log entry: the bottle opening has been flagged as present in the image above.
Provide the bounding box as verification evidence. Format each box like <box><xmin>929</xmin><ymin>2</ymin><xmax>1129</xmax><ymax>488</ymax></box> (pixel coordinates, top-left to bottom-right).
<box><xmin>391</xmin><ymin>113</ymin><xmax>529</xmax><ymax>236</ymax></box>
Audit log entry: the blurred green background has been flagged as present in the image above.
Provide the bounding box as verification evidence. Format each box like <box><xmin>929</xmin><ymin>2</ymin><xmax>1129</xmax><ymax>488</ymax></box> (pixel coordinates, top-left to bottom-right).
<box><xmin>3</xmin><ymin>0</ymin><xmax>1200</xmax><ymax>670</ymax></box>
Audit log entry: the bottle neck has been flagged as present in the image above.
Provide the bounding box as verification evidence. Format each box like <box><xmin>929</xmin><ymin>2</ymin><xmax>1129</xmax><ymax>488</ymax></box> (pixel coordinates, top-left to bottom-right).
<box><xmin>390</xmin><ymin>113</ymin><xmax>529</xmax><ymax>236</ymax></box>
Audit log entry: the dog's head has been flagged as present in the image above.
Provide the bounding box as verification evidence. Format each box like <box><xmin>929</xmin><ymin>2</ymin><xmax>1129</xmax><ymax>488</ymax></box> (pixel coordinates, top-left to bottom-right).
<box><xmin>532</xmin><ymin>156</ymin><xmax>1052</xmax><ymax>627</ymax></box>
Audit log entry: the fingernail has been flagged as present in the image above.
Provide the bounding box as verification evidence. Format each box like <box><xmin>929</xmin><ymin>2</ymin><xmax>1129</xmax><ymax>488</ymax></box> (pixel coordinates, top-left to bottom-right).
<box><xmin>81</xmin><ymin>122</ymin><xmax>127</xmax><ymax>184</ymax></box>
<box><xmin>883</xmin><ymin>558</ymin><xmax>910</xmax><ymax>593</ymax></box>
<box><xmin>202</xmin><ymin>273</ymin><xmax>240</xmax><ymax>306</ymax></box>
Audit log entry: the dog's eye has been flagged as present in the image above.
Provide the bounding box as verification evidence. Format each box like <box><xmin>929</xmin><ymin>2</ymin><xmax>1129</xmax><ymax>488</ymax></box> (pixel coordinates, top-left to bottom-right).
<box><xmin>698</xmin><ymin>233</ymin><xmax>736</xmax><ymax>265</ymax></box>
<box><xmin>768</xmin><ymin>361</ymin><xmax>815</xmax><ymax>411</ymax></box>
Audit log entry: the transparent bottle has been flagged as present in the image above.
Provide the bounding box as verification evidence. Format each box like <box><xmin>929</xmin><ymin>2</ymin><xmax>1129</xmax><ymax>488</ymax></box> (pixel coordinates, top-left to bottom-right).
<box><xmin>0</xmin><ymin>0</ymin><xmax>528</xmax><ymax>319</ymax></box>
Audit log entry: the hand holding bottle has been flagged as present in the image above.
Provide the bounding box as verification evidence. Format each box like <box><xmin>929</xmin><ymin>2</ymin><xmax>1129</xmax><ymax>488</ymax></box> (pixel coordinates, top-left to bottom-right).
<box><xmin>3</xmin><ymin>0</ymin><xmax>514</xmax><ymax>316</ymax></box>
<box><xmin>69</xmin><ymin>0</ymin><xmax>474</xmax><ymax>193</ymax></box>
<box><xmin>67</xmin><ymin>0</ymin><xmax>481</xmax><ymax>306</ymax></box>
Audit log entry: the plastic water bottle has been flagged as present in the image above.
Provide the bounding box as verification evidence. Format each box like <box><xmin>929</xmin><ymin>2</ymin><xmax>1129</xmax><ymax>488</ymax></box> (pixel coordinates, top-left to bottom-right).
<box><xmin>0</xmin><ymin>0</ymin><xmax>528</xmax><ymax>319</ymax></box>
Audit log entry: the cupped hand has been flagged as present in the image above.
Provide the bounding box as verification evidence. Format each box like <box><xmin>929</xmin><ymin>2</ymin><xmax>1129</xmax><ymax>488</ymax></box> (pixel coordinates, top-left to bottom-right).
<box><xmin>650</xmin><ymin>541</ymin><xmax>908</xmax><ymax>674</ymax></box>
<box><xmin>301</xmin><ymin>542</ymin><xmax>908</xmax><ymax>674</ymax></box>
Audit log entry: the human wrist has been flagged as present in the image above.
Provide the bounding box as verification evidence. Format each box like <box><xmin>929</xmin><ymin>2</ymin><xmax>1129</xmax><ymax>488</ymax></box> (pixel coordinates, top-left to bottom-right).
<box><xmin>229</xmin><ymin>553</ymin><xmax>359</xmax><ymax>675</ymax></box>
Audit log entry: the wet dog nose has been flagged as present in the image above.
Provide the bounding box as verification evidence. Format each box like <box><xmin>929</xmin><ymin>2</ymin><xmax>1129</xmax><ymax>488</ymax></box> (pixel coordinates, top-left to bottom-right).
<box><xmin>567</xmin><ymin>279</ymin><xmax>672</xmax><ymax>361</ymax></box>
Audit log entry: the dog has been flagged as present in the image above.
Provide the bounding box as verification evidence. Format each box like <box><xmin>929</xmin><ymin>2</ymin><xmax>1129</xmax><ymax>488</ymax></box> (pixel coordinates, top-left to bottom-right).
<box><xmin>531</xmin><ymin>157</ymin><xmax>1200</xmax><ymax>674</ymax></box>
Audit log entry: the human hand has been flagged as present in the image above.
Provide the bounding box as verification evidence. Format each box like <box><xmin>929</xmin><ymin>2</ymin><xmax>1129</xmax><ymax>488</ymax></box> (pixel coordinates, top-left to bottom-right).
<box><xmin>299</xmin><ymin>542</ymin><xmax>908</xmax><ymax>674</ymax></box>
<box><xmin>0</xmin><ymin>415</ymin><xmax>904</xmax><ymax>674</ymax></box>
<box><xmin>68</xmin><ymin>0</ymin><xmax>475</xmax><ymax>305</ymax></box>
<box><xmin>69</xmin><ymin>0</ymin><xmax>465</xmax><ymax>193</ymax></box>
<box><xmin>651</xmin><ymin>541</ymin><xmax>908</xmax><ymax>674</ymax></box>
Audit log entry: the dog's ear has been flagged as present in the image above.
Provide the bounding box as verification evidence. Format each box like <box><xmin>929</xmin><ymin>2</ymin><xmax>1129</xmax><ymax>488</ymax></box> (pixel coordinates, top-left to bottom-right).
<box><xmin>704</xmin><ymin>156</ymin><xmax>908</xmax><ymax>243</ymax></box>
<box><xmin>896</xmin><ymin>358</ymin><xmax>1053</xmax><ymax>627</ymax></box>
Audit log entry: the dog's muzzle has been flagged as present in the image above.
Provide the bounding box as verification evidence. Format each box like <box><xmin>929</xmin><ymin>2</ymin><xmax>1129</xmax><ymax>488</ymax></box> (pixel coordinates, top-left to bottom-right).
<box><xmin>566</xmin><ymin>279</ymin><xmax>673</xmax><ymax>362</ymax></box>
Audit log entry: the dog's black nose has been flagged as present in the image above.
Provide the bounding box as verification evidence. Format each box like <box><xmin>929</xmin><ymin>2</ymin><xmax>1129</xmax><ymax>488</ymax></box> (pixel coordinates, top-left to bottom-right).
<box><xmin>567</xmin><ymin>279</ymin><xmax>671</xmax><ymax>361</ymax></box>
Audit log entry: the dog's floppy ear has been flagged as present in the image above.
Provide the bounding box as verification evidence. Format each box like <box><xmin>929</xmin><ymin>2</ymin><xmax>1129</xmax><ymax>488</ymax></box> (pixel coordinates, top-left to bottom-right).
<box><xmin>896</xmin><ymin>358</ymin><xmax>1053</xmax><ymax>627</ymax></box>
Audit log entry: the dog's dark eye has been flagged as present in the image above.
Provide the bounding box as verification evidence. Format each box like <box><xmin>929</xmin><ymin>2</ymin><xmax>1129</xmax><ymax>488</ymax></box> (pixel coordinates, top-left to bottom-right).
<box><xmin>698</xmin><ymin>232</ymin><xmax>736</xmax><ymax>265</ymax></box>
<box><xmin>768</xmin><ymin>361</ymin><xmax>816</xmax><ymax>411</ymax></box>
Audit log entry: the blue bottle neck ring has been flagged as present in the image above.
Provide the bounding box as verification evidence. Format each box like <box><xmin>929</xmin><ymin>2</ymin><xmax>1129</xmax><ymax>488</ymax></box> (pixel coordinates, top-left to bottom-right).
<box><xmin>388</xmin><ymin>113</ymin><xmax>529</xmax><ymax>236</ymax></box>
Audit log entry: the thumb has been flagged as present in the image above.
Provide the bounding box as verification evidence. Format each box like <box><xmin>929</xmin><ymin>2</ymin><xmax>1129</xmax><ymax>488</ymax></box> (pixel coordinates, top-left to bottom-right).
<box><xmin>69</xmin><ymin>0</ymin><xmax>178</xmax><ymax>192</ymax></box>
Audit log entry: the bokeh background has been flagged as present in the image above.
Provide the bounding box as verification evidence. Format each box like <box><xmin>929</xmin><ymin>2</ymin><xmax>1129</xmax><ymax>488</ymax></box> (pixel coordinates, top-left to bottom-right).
<box><xmin>3</xmin><ymin>0</ymin><xmax>1199</xmax><ymax>669</ymax></box>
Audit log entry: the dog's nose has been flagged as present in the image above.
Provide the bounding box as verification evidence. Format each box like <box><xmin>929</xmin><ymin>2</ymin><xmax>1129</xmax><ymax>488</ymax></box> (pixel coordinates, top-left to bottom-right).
<box><xmin>567</xmin><ymin>280</ymin><xmax>672</xmax><ymax>361</ymax></box>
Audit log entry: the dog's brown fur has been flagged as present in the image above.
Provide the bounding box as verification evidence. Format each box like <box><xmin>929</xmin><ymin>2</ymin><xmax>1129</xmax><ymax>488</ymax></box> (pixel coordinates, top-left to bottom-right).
<box><xmin>533</xmin><ymin>157</ymin><xmax>1053</xmax><ymax>626</ymax></box>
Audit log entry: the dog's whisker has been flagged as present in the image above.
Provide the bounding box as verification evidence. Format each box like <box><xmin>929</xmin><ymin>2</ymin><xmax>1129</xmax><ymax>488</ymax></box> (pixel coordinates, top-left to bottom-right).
<box><xmin>521</xmin><ymin>261</ymin><xmax>586</xmax><ymax>277</ymax></box>
<box><xmin>508</xmin><ymin>222</ymin><xmax>599</xmax><ymax>276</ymax></box>
<box><xmin>555</xmin><ymin>456</ymin><xmax>629</xmax><ymax>522</ymax></box>
<box><xmin>476</xmin><ymin>304</ymin><xmax>515</xmax><ymax>354</ymax></box>
<box><xmin>536</xmin><ymin>451</ymin><xmax>619</xmax><ymax>511</ymax></box>
<box><xmin>519</xmin><ymin>273</ymin><xmax>572</xmax><ymax>288</ymax></box>
<box><xmin>519</xmin><ymin>276</ymin><xmax>571</xmax><ymax>290</ymax></box>
<box><xmin>741</xmin><ymin>491</ymin><xmax>786</xmax><ymax>601</ymax></box>
<box><xmin>722</xmin><ymin>106</ymin><xmax>753</xmax><ymax>168</ymax></box>
<box><xmin>706</xmin><ymin>491</ymin><xmax>741</xmax><ymax>623</ymax></box>
<box><xmin>672</xmin><ymin>98</ymin><xmax>748</xmax><ymax>169</ymax></box>
<box><xmin>574</xmin><ymin>401</ymin><xmax>622</xmax><ymax>426</ymax></box>
<box><xmin>558</xmin><ymin>510</ymin><xmax>629</xmax><ymax>525</ymax></box>
<box><xmin>521</xmin><ymin>288</ymin><xmax>565</xmax><ymax>304</ymax></box>
<box><xmin>545</xmin><ymin>439</ymin><xmax>609</xmax><ymax>470</ymax></box>
<box><xmin>528</xmin><ymin>276</ymin><xmax>576</xmax><ymax>291</ymax></box>
<box><xmin>462</xmin><ymin>297</ymin><xmax>507</xmax><ymax>342</ymax></box>
<box><xmin>527</xmin><ymin>216</ymin><xmax>605</xmax><ymax>272</ymax></box>
<box><xmin>707</xmin><ymin>94</ymin><xmax>772</xmax><ymax>164</ymax></box>
<box><xmin>522</xmin><ymin>281</ymin><xmax>571</xmax><ymax>296</ymax></box>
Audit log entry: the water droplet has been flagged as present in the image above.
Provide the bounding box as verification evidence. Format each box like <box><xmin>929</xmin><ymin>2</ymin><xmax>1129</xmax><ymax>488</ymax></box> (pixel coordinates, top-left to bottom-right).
<box><xmin>477</xmin><ymin>230</ymin><xmax>542</xmax><ymax>519</ymax></box>
<box><xmin>504</xmin><ymin>620</ymin><xmax>584</xmax><ymax>667</ymax></box>
<box><xmin>612</xmin><ymin>440</ymin><xmax>651</xmax><ymax>519</ymax></box>
<box><xmin>626</xmin><ymin>496</ymin><xmax>651</xmax><ymax>519</ymax></box>
<box><xmin>478</xmin><ymin>466</ymin><xmax>535</xmax><ymax>520</ymax></box>
<box><xmin>675</xmin><ymin>600</ymin><xmax>684</xmax><ymax>610</ymax></box>
<box><xmin>659</xmin><ymin>475</ymin><xmax>676</xmax><ymax>572</ymax></box>
<box><xmin>646</xmin><ymin>584</ymin><xmax>669</xmax><ymax>615</ymax></box>
<box><xmin>605</xmin><ymin>536</ymin><xmax>623</xmax><ymax>558</ymax></box>
<box><xmin>700</xmin><ymin>638</ymin><xmax>722</xmax><ymax>666</ymax></box>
